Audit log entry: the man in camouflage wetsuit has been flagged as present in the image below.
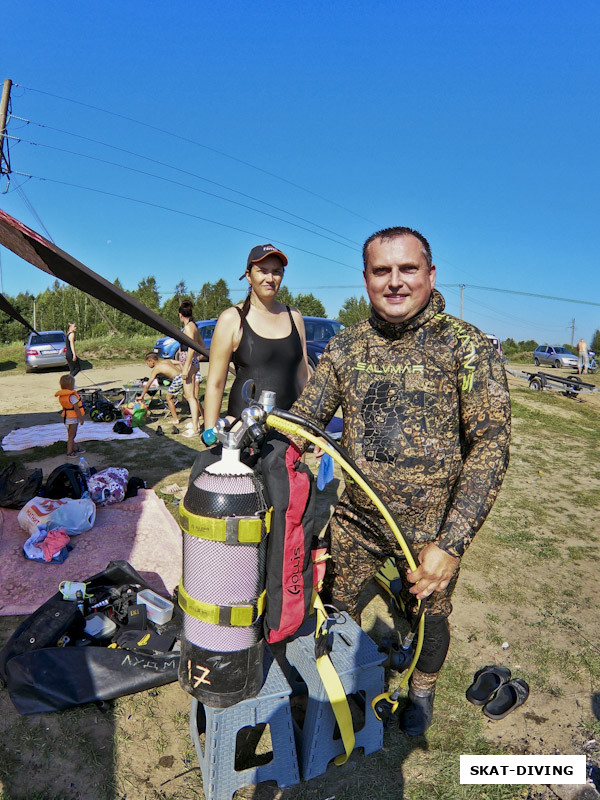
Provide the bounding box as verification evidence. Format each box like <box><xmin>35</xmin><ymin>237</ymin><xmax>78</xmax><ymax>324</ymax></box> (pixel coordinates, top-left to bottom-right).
<box><xmin>290</xmin><ymin>226</ymin><xmax>510</xmax><ymax>736</ymax></box>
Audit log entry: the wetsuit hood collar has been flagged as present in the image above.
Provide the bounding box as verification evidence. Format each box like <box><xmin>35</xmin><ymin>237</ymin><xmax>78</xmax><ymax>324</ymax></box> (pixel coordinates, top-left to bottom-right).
<box><xmin>368</xmin><ymin>289</ymin><xmax>445</xmax><ymax>339</ymax></box>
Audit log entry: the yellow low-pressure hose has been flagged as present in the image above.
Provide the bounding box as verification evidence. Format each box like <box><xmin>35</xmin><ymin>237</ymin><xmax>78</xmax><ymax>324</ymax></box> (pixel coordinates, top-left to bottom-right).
<box><xmin>266</xmin><ymin>412</ymin><xmax>424</xmax><ymax>698</ymax></box>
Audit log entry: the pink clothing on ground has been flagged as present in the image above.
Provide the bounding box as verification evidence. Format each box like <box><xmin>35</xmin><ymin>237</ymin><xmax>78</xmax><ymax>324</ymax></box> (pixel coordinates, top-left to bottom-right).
<box><xmin>39</xmin><ymin>528</ymin><xmax>70</xmax><ymax>562</ymax></box>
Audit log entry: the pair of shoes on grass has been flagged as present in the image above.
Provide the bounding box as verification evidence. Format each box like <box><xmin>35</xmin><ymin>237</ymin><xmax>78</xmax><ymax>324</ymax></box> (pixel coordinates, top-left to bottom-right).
<box><xmin>67</xmin><ymin>447</ymin><xmax>85</xmax><ymax>457</ymax></box>
<box><xmin>466</xmin><ymin>665</ymin><xmax>529</xmax><ymax>719</ymax></box>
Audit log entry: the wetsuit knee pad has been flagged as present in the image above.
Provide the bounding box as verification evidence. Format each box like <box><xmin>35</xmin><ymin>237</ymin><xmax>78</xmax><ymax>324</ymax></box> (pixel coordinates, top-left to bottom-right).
<box><xmin>415</xmin><ymin>615</ymin><xmax>450</xmax><ymax>674</ymax></box>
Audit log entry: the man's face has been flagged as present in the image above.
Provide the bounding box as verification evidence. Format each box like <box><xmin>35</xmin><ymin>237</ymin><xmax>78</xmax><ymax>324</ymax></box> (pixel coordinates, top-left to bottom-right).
<box><xmin>363</xmin><ymin>235</ymin><xmax>436</xmax><ymax>324</ymax></box>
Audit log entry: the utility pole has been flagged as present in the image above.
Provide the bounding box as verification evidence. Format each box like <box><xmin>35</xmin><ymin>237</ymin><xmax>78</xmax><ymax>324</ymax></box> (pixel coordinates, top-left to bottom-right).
<box><xmin>0</xmin><ymin>78</ymin><xmax>12</xmax><ymax>179</ymax></box>
<box><xmin>460</xmin><ymin>284</ymin><xmax>465</xmax><ymax>320</ymax></box>
<box><xmin>570</xmin><ymin>318</ymin><xmax>575</xmax><ymax>346</ymax></box>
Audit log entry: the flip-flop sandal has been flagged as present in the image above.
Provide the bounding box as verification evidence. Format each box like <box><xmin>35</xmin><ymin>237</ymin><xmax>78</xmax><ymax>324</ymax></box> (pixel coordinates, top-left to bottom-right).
<box><xmin>483</xmin><ymin>678</ymin><xmax>530</xmax><ymax>720</ymax></box>
<box><xmin>466</xmin><ymin>665</ymin><xmax>512</xmax><ymax>706</ymax></box>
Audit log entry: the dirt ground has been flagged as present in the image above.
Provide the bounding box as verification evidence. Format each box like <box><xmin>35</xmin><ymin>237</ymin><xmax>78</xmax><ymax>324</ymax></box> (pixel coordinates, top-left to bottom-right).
<box><xmin>1</xmin><ymin>362</ymin><xmax>600</xmax><ymax>799</ymax></box>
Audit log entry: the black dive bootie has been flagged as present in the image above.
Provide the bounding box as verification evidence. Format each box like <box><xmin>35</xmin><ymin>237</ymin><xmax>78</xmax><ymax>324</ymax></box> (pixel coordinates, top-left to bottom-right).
<box><xmin>400</xmin><ymin>688</ymin><xmax>435</xmax><ymax>736</ymax></box>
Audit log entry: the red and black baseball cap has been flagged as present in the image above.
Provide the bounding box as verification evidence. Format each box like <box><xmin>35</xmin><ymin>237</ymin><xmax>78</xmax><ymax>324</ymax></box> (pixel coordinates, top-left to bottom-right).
<box><xmin>239</xmin><ymin>244</ymin><xmax>288</xmax><ymax>279</ymax></box>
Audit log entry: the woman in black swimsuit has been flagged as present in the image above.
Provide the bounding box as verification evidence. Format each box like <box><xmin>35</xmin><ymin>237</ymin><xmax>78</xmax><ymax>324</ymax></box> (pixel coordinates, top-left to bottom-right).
<box><xmin>204</xmin><ymin>244</ymin><xmax>310</xmax><ymax>431</ymax></box>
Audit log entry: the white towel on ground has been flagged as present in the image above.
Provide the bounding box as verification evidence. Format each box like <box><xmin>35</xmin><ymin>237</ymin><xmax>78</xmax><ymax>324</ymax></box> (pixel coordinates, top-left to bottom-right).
<box><xmin>2</xmin><ymin>422</ymin><xmax>149</xmax><ymax>451</ymax></box>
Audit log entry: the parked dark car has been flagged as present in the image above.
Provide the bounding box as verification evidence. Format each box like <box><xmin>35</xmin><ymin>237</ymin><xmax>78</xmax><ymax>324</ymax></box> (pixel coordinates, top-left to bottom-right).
<box><xmin>303</xmin><ymin>316</ymin><xmax>344</xmax><ymax>371</ymax></box>
<box><xmin>24</xmin><ymin>330</ymin><xmax>67</xmax><ymax>372</ymax></box>
<box><xmin>533</xmin><ymin>345</ymin><xmax>578</xmax><ymax>369</ymax></box>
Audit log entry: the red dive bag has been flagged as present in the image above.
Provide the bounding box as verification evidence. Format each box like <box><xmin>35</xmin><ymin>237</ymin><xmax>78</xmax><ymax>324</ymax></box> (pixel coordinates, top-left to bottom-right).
<box><xmin>260</xmin><ymin>433</ymin><xmax>316</xmax><ymax>644</ymax></box>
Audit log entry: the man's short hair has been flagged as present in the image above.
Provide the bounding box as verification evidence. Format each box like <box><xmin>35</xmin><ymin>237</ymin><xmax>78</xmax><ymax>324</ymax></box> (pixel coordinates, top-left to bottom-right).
<box><xmin>145</xmin><ymin>352</ymin><xmax>158</xmax><ymax>362</ymax></box>
<box><xmin>362</xmin><ymin>227</ymin><xmax>433</xmax><ymax>271</ymax></box>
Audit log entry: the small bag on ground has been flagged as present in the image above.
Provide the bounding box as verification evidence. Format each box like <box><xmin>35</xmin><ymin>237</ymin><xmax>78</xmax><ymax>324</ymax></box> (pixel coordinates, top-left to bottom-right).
<box><xmin>44</xmin><ymin>463</ymin><xmax>88</xmax><ymax>500</ymax></box>
<box><xmin>0</xmin><ymin>462</ymin><xmax>43</xmax><ymax>509</ymax></box>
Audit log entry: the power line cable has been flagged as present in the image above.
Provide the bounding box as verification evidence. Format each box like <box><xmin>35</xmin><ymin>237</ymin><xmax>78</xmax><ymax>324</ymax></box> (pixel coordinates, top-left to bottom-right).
<box><xmin>461</xmin><ymin>282</ymin><xmax>600</xmax><ymax>308</ymax></box>
<box><xmin>8</xmin><ymin>115</ymin><xmax>360</xmax><ymax>247</ymax></box>
<box><xmin>7</xmin><ymin>133</ymin><xmax>359</xmax><ymax>251</ymax></box>
<box><xmin>457</xmin><ymin>288</ymin><xmax>566</xmax><ymax>330</ymax></box>
<box><xmin>12</xmin><ymin>170</ymin><xmax>362</xmax><ymax>272</ymax></box>
<box><xmin>15</xmin><ymin>84</ymin><xmax>378</xmax><ymax>225</ymax></box>
<box><xmin>14</xmin><ymin>184</ymin><xmax>54</xmax><ymax>242</ymax></box>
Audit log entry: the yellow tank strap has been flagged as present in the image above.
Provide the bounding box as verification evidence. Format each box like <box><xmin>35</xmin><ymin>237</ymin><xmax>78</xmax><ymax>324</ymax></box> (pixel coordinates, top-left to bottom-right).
<box><xmin>179</xmin><ymin>504</ymin><xmax>271</xmax><ymax>543</ymax></box>
<box><xmin>312</xmin><ymin>592</ymin><xmax>355</xmax><ymax>764</ymax></box>
<box><xmin>178</xmin><ymin>582</ymin><xmax>266</xmax><ymax>627</ymax></box>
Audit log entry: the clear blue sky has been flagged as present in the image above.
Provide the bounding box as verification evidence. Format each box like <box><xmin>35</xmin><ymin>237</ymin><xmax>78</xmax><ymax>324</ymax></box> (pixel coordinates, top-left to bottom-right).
<box><xmin>1</xmin><ymin>0</ymin><xmax>598</xmax><ymax>345</ymax></box>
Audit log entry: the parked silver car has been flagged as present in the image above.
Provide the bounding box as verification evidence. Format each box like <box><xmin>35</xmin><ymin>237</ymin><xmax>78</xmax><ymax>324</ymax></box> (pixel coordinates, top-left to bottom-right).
<box><xmin>25</xmin><ymin>330</ymin><xmax>68</xmax><ymax>372</ymax></box>
<box><xmin>533</xmin><ymin>345</ymin><xmax>578</xmax><ymax>369</ymax></box>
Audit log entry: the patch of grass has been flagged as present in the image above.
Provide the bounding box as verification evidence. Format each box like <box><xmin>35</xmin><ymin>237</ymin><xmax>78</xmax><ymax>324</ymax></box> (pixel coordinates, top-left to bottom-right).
<box><xmin>511</xmin><ymin>392</ymin><xmax>600</xmax><ymax>444</ymax></box>
<box><xmin>574</xmin><ymin>490</ymin><xmax>600</xmax><ymax>506</ymax></box>
<box><xmin>487</xmin><ymin>583</ymin><xmax>527</xmax><ymax>607</ymax></box>
<box><xmin>493</xmin><ymin>528</ymin><xmax>536</xmax><ymax>547</ymax></box>
<box><xmin>567</xmin><ymin>544</ymin><xmax>598</xmax><ymax>561</ymax></box>
<box><xmin>524</xmin><ymin>638</ymin><xmax>584</xmax><ymax>687</ymax></box>
<box><xmin>461</xmin><ymin>583</ymin><xmax>485</xmax><ymax>602</ymax></box>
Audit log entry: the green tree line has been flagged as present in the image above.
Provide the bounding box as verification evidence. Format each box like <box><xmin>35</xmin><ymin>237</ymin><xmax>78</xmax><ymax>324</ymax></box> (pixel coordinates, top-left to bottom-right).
<box><xmin>0</xmin><ymin>275</ymin><xmax>374</xmax><ymax>344</ymax></box>
<box><xmin>3</xmin><ymin>277</ymin><xmax>595</xmax><ymax>348</ymax></box>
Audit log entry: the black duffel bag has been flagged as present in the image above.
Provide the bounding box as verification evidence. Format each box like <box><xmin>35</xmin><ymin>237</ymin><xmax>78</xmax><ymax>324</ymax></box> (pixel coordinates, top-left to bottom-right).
<box><xmin>0</xmin><ymin>560</ymin><xmax>180</xmax><ymax>715</ymax></box>
<box><xmin>0</xmin><ymin>462</ymin><xmax>43</xmax><ymax>509</ymax></box>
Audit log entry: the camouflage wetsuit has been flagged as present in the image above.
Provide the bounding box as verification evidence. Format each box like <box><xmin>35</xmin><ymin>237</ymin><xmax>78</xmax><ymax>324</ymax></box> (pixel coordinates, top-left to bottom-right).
<box><xmin>291</xmin><ymin>289</ymin><xmax>510</xmax><ymax>677</ymax></box>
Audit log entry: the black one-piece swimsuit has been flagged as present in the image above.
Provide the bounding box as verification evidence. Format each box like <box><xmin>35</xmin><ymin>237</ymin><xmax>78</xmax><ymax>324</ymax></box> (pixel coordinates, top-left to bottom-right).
<box><xmin>227</xmin><ymin>306</ymin><xmax>303</xmax><ymax>418</ymax></box>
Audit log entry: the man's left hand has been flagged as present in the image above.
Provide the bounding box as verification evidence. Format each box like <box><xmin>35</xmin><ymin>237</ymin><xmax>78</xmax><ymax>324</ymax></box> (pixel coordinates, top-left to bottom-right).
<box><xmin>406</xmin><ymin>543</ymin><xmax>459</xmax><ymax>600</ymax></box>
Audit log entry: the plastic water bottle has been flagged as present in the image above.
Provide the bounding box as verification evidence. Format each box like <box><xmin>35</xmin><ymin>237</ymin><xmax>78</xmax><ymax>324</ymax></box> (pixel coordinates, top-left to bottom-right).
<box><xmin>79</xmin><ymin>457</ymin><xmax>91</xmax><ymax>479</ymax></box>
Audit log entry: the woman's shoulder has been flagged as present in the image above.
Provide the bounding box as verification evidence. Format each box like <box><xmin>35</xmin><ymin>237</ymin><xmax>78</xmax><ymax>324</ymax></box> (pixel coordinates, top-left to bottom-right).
<box><xmin>218</xmin><ymin>305</ymin><xmax>244</xmax><ymax>324</ymax></box>
<box><xmin>288</xmin><ymin>306</ymin><xmax>305</xmax><ymax>325</ymax></box>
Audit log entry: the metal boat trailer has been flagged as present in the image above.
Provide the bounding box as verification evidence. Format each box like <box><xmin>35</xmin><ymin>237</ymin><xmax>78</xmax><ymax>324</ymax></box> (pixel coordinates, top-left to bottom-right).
<box><xmin>509</xmin><ymin>369</ymin><xmax>598</xmax><ymax>398</ymax></box>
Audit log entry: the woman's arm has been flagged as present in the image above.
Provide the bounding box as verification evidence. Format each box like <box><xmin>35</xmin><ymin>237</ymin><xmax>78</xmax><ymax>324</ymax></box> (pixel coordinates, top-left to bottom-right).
<box><xmin>182</xmin><ymin>321</ymin><xmax>196</xmax><ymax>377</ymax></box>
<box><xmin>291</xmin><ymin>309</ymin><xmax>310</xmax><ymax>395</ymax></box>
<box><xmin>69</xmin><ymin>332</ymin><xmax>77</xmax><ymax>360</ymax></box>
<box><xmin>204</xmin><ymin>307</ymin><xmax>239</xmax><ymax>429</ymax></box>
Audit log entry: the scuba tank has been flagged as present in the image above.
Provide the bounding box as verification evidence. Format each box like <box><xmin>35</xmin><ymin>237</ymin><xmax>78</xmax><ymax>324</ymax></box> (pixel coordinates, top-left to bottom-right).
<box><xmin>177</xmin><ymin>394</ymin><xmax>272</xmax><ymax>708</ymax></box>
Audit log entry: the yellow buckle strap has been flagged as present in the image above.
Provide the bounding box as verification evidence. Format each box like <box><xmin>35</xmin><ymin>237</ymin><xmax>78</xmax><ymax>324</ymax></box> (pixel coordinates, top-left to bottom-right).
<box><xmin>313</xmin><ymin>592</ymin><xmax>355</xmax><ymax>765</ymax></box>
<box><xmin>179</xmin><ymin>504</ymin><xmax>270</xmax><ymax>543</ymax></box>
<box><xmin>178</xmin><ymin>582</ymin><xmax>266</xmax><ymax>627</ymax></box>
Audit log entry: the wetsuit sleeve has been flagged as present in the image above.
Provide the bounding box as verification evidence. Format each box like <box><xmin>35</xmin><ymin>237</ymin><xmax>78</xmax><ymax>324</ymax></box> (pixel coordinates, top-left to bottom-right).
<box><xmin>436</xmin><ymin>347</ymin><xmax>511</xmax><ymax>558</ymax></box>
<box><xmin>288</xmin><ymin>342</ymin><xmax>343</xmax><ymax>450</ymax></box>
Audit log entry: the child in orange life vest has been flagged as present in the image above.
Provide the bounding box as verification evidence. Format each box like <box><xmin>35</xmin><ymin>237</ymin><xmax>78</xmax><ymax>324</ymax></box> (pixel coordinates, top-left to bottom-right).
<box><xmin>55</xmin><ymin>374</ymin><xmax>85</xmax><ymax>457</ymax></box>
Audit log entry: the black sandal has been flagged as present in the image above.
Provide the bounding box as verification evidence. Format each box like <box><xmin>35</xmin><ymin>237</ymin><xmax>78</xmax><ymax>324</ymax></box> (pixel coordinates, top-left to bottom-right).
<box><xmin>483</xmin><ymin>678</ymin><xmax>530</xmax><ymax>720</ymax></box>
<box><xmin>466</xmin><ymin>665</ymin><xmax>512</xmax><ymax>706</ymax></box>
